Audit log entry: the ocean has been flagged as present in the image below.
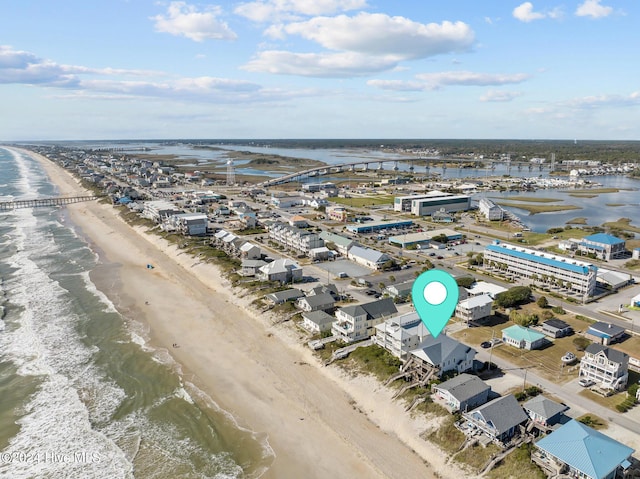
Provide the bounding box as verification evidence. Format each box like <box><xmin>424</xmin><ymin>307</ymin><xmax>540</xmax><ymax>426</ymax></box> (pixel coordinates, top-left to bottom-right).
<box><xmin>0</xmin><ymin>147</ymin><xmax>272</xmax><ymax>478</ymax></box>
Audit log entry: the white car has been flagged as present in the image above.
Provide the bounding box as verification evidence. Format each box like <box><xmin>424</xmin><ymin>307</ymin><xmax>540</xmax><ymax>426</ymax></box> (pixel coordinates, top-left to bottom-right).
<box><xmin>578</xmin><ymin>378</ymin><xmax>594</xmax><ymax>388</ymax></box>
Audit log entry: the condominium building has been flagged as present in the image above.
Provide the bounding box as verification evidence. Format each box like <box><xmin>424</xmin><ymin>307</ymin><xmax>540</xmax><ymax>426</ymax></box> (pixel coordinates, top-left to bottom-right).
<box><xmin>410</xmin><ymin>194</ymin><xmax>471</xmax><ymax>216</ymax></box>
<box><xmin>478</xmin><ymin>198</ymin><xmax>504</xmax><ymax>221</ymax></box>
<box><xmin>578</xmin><ymin>233</ymin><xmax>626</xmax><ymax>260</ymax></box>
<box><xmin>268</xmin><ymin>222</ymin><xmax>324</xmax><ymax>254</ymax></box>
<box><xmin>332</xmin><ymin>298</ymin><xmax>398</xmax><ymax>343</ymax></box>
<box><xmin>483</xmin><ymin>241</ymin><xmax>598</xmax><ymax>297</ymax></box>
<box><xmin>373</xmin><ymin>311</ymin><xmax>428</xmax><ymax>359</ymax></box>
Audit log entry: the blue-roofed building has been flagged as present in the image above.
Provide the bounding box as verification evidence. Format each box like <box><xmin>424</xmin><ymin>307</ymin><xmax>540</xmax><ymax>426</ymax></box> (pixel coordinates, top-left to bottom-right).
<box><xmin>345</xmin><ymin>219</ymin><xmax>413</xmax><ymax>234</ymax></box>
<box><xmin>579</xmin><ymin>233</ymin><xmax>626</xmax><ymax>261</ymax></box>
<box><xmin>483</xmin><ymin>241</ymin><xmax>598</xmax><ymax>297</ymax></box>
<box><xmin>502</xmin><ymin>325</ymin><xmax>547</xmax><ymax>350</ymax></box>
<box><xmin>533</xmin><ymin>419</ymin><xmax>634</xmax><ymax>479</ymax></box>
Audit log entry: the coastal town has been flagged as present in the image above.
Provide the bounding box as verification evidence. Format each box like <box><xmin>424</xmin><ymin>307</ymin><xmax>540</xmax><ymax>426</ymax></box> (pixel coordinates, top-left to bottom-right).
<box><xmin>18</xmin><ymin>143</ymin><xmax>640</xmax><ymax>479</ymax></box>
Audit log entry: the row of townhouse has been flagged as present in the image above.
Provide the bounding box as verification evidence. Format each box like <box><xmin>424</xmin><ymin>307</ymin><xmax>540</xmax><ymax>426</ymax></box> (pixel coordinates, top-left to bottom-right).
<box><xmin>483</xmin><ymin>240</ymin><xmax>598</xmax><ymax>297</ymax></box>
<box><xmin>268</xmin><ymin>222</ymin><xmax>324</xmax><ymax>254</ymax></box>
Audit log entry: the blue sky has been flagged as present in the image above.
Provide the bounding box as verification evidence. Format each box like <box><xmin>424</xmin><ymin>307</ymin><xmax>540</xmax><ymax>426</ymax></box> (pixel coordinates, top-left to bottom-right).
<box><xmin>1</xmin><ymin>0</ymin><xmax>638</xmax><ymax>140</ymax></box>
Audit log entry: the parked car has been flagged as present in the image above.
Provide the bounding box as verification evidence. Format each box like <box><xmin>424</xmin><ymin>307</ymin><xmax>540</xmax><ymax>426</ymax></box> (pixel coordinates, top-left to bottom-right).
<box><xmin>481</xmin><ymin>341</ymin><xmax>491</xmax><ymax>349</ymax></box>
<box><xmin>578</xmin><ymin>378</ymin><xmax>595</xmax><ymax>388</ymax></box>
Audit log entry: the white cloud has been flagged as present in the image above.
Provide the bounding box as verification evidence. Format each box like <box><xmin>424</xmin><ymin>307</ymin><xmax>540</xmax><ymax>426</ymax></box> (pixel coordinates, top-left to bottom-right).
<box><xmin>480</xmin><ymin>90</ymin><xmax>523</xmax><ymax>102</ymax></box>
<box><xmin>415</xmin><ymin>71</ymin><xmax>531</xmax><ymax>89</ymax></box>
<box><xmin>280</xmin><ymin>13</ymin><xmax>474</xmax><ymax>60</ymax></box>
<box><xmin>564</xmin><ymin>92</ymin><xmax>640</xmax><ymax>109</ymax></box>
<box><xmin>513</xmin><ymin>2</ymin><xmax>546</xmax><ymax>22</ymax></box>
<box><xmin>575</xmin><ymin>0</ymin><xmax>613</xmax><ymax>18</ymax></box>
<box><xmin>243</xmin><ymin>50</ymin><xmax>397</xmax><ymax>77</ymax></box>
<box><xmin>234</xmin><ymin>0</ymin><xmax>368</xmax><ymax>23</ymax></box>
<box><xmin>367</xmin><ymin>71</ymin><xmax>530</xmax><ymax>92</ymax></box>
<box><xmin>151</xmin><ymin>2</ymin><xmax>237</xmax><ymax>42</ymax></box>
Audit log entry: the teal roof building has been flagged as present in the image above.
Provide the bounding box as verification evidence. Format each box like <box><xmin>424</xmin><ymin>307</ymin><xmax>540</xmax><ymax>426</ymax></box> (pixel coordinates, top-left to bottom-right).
<box><xmin>501</xmin><ymin>324</ymin><xmax>546</xmax><ymax>350</ymax></box>
<box><xmin>534</xmin><ymin>420</ymin><xmax>634</xmax><ymax>479</ymax></box>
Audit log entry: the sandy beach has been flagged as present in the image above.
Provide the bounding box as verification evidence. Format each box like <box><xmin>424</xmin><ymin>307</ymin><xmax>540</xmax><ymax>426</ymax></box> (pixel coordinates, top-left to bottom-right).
<box><xmin>24</xmin><ymin>148</ymin><xmax>467</xmax><ymax>479</ymax></box>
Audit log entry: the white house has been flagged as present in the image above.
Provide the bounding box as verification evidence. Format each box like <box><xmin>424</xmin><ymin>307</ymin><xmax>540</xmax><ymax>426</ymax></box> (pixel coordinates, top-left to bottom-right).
<box><xmin>301</xmin><ymin>310</ymin><xmax>335</xmax><ymax>334</ymax></box>
<box><xmin>258</xmin><ymin>259</ymin><xmax>303</xmax><ymax>284</ymax></box>
<box><xmin>332</xmin><ymin>298</ymin><xmax>398</xmax><ymax>343</ymax></box>
<box><xmin>373</xmin><ymin>311</ymin><xmax>428</xmax><ymax>359</ymax></box>
<box><xmin>347</xmin><ymin>245</ymin><xmax>391</xmax><ymax>270</ymax></box>
<box><xmin>579</xmin><ymin>344</ymin><xmax>629</xmax><ymax>391</ymax></box>
<box><xmin>455</xmin><ymin>294</ymin><xmax>493</xmax><ymax>324</ymax></box>
<box><xmin>502</xmin><ymin>325</ymin><xmax>546</xmax><ymax>350</ymax></box>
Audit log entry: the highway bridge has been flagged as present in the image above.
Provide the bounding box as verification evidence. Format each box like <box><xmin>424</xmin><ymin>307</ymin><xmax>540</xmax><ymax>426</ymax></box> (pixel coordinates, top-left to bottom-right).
<box><xmin>257</xmin><ymin>156</ymin><xmax>556</xmax><ymax>187</ymax></box>
<box><xmin>0</xmin><ymin>195</ymin><xmax>103</xmax><ymax>211</ymax></box>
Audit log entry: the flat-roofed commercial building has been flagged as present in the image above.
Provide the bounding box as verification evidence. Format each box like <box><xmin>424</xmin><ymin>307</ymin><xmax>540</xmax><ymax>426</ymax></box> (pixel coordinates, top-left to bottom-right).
<box><xmin>394</xmin><ymin>190</ymin><xmax>465</xmax><ymax>213</ymax></box>
<box><xmin>410</xmin><ymin>194</ymin><xmax>471</xmax><ymax>217</ymax></box>
<box><xmin>483</xmin><ymin>241</ymin><xmax>598</xmax><ymax>297</ymax></box>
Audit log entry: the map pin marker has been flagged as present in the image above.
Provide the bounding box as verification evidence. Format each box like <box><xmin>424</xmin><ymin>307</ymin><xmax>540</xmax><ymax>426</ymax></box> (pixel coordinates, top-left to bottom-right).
<box><xmin>412</xmin><ymin>269</ymin><xmax>459</xmax><ymax>338</ymax></box>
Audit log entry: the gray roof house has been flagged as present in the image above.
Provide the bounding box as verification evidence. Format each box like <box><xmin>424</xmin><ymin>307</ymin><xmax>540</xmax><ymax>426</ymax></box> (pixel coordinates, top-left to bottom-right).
<box><xmin>409</xmin><ymin>334</ymin><xmax>477</xmax><ymax>378</ymax></box>
<box><xmin>265</xmin><ymin>288</ymin><xmax>304</xmax><ymax>304</ymax></box>
<box><xmin>332</xmin><ymin>297</ymin><xmax>398</xmax><ymax>343</ymax></box>
<box><xmin>432</xmin><ymin>373</ymin><xmax>491</xmax><ymax>413</ymax></box>
<box><xmin>542</xmin><ymin>319</ymin><xmax>573</xmax><ymax>338</ymax></box>
<box><xmin>301</xmin><ymin>310</ymin><xmax>335</xmax><ymax>334</ymax></box>
<box><xmin>462</xmin><ymin>394</ymin><xmax>529</xmax><ymax>444</ymax></box>
<box><xmin>384</xmin><ymin>280</ymin><xmax>413</xmax><ymax>299</ymax></box>
<box><xmin>319</xmin><ymin>231</ymin><xmax>355</xmax><ymax>256</ymax></box>
<box><xmin>523</xmin><ymin>395</ymin><xmax>569</xmax><ymax>428</ymax></box>
<box><xmin>585</xmin><ymin>321</ymin><xmax>625</xmax><ymax>346</ymax></box>
<box><xmin>296</xmin><ymin>292</ymin><xmax>336</xmax><ymax>312</ymax></box>
<box><xmin>579</xmin><ymin>344</ymin><xmax>629</xmax><ymax>391</ymax></box>
<box><xmin>258</xmin><ymin>258</ymin><xmax>303</xmax><ymax>284</ymax></box>
<box><xmin>347</xmin><ymin>245</ymin><xmax>391</xmax><ymax>270</ymax></box>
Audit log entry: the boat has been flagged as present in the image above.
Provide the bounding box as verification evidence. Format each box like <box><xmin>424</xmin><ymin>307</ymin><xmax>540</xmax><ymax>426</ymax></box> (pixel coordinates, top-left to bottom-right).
<box><xmin>561</xmin><ymin>352</ymin><xmax>577</xmax><ymax>364</ymax></box>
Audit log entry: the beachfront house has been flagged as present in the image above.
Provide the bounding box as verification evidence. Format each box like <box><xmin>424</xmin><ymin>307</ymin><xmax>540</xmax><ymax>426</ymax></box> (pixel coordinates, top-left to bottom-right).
<box><xmin>296</xmin><ymin>292</ymin><xmax>336</xmax><ymax>313</ymax></box>
<box><xmin>373</xmin><ymin>311</ymin><xmax>428</xmax><ymax>359</ymax></box>
<box><xmin>461</xmin><ymin>394</ymin><xmax>528</xmax><ymax>445</ymax></box>
<box><xmin>432</xmin><ymin>373</ymin><xmax>491</xmax><ymax>413</ymax></box>
<box><xmin>301</xmin><ymin>310</ymin><xmax>335</xmax><ymax>334</ymax></box>
<box><xmin>522</xmin><ymin>395</ymin><xmax>569</xmax><ymax>428</ymax></box>
<box><xmin>332</xmin><ymin>298</ymin><xmax>398</xmax><ymax>343</ymax></box>
<box><xmin>532</xmin><ymin>420</ymin><xmax>634</xmax><ymax>479</ymax></box>
<box><xmin>579</xmin><ymin>344</ymin><xmax>629</xmax><ymax>391</ymax></box>
<box><xmin>240</xmin><ymin>259</ymin><xmax>266</xmax><ymax>277</ymax></box>
<box><xmin>502</xmin><ymin>325</ymin><xmax>546</xmax><ymax>350</ymax></box>
<box><xmin>258</xmin><ymin>259</ymin><xmax>303</xmax><ymax>284</ymax></box>
<box><xmin>264</xmin><ymin>289</ymin><xmax>304</xmax><ymax>305</ymax></box>
<box><xmin>407</xmin><ymin>334</ymin><xmax>477</xmax><ymax>379</ymax></box>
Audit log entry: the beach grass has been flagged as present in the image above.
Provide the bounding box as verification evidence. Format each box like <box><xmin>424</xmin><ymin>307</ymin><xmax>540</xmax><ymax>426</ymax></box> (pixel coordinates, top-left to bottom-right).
<box><xmin>453</xmin><ymin>442</ymin><xmax>501</xmax><ymax>472</ymax></box>
<box><xmin>343</xmin><ymin>345</ymin><xmax>403</xmax><ymax>381</ymax></box>
<box><xmin>486</xmin><ymin>443</ymin><xmax>546</xmax><ymax>479</ymax></box>
<box><xmin>605</xmin><ymin>203</ymin><xmax>625</xmax><ymax>207</ymax></box>
<box><xmin>494</xmin><ymin>201</ymin><xmax>581</xmax><ymax>214</ymax></box>
<box><xmin>576</xmin><ymin>414</ymin><xmax>608</xmax><ymax>430</ymax></box>
<box><xmin>568</xmin><ymin>193</ymin><xmax>597</xmax><ymax>198</ymax></box>
<box><xmin>426</xmin><ymin>415</ymin><xmax>466</xmax><ymax>455</ymax></box>
<box><xmin>566</xmin><ymin>217</ymin><xmax>587</xmax><ymax>225</ymax></box>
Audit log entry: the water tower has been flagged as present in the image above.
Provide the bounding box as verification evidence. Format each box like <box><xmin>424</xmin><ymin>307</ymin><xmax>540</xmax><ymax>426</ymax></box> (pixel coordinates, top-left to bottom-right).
<box><xmin>226</xmin><ymin>159</ymin><xmax>235</xmax><ymax>186</ymax></box>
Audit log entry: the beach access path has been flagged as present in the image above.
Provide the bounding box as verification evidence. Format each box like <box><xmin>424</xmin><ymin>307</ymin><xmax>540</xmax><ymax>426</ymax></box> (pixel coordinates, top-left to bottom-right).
<box><xmin>26</xmin><ymin>148</ymin><xmax>468</xmax><ymax>479</ymax></box>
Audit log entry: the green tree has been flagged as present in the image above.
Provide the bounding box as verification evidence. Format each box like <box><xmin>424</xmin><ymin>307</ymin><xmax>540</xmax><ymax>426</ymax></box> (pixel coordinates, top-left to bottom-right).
<box><xmin>455</xmin><ymin>276</ymin><xmax>476</xmax><ymax>289</ymax></box>
<box><xmin>537</xmin><ymin>296</ymin><xmax>549</xmax><ymax>309</ymax></box>
<box><xmin>494</xmin><ymin>286</ymin><xmax>533</xmax><ymax>308</ymax></box>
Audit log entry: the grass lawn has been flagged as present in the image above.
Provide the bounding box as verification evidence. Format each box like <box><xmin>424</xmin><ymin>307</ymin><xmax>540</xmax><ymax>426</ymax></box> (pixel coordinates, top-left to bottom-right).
<box><xmin>329</xmin><ymin>196</ymin><xmax>394</xmax><ymax>207</ymax></box>
<box><xmin>494</xmin><ymin>201</ymin><xmax>581</xmax><ymax>214</ymax></box>
<box><xmin>451</xmin><ymin>306</ymin><xmax>595</xmax><ymax>384</ymax></box>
